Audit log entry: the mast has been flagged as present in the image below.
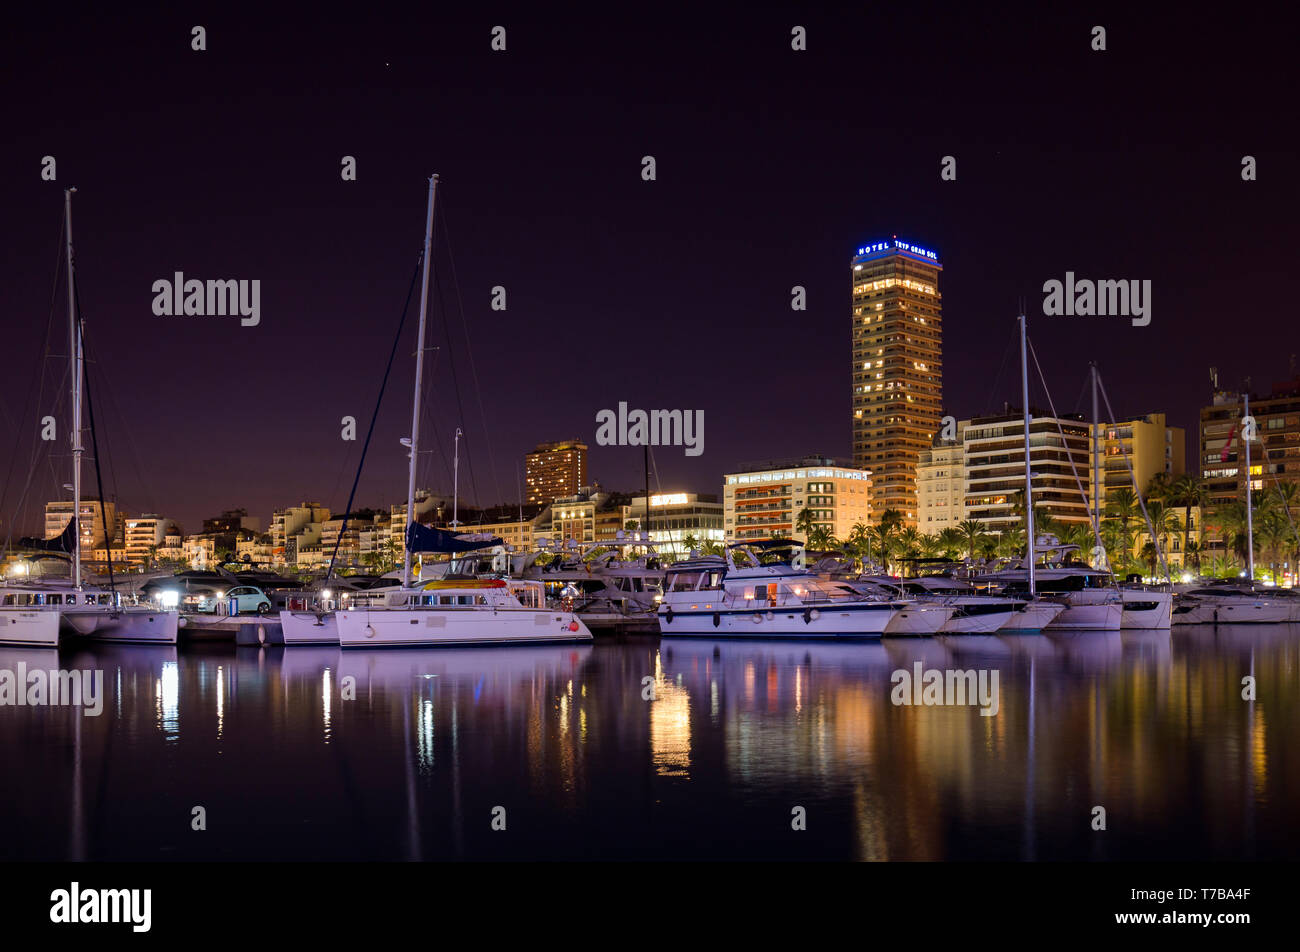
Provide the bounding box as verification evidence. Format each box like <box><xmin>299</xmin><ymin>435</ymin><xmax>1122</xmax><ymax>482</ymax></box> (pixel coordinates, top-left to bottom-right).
<box><xmin>403</xmin><ymin>174</ymin><xmax>439</xmax><ymax>587</ymax></box>
<box><xmin>451</xmin><ymin>427</ymin><xmax>463</xmax><ymax>528</ymax></box>
<box><xmin>644</xmin><ymin>445</ymin><xmax>651</xmax><ymax>545</ymax></box>
<box><xmin>1244</xmin><ymin>391</ymin><xmax>1254</xmax><ymax>582</ymax></box>
<box><xmin>1090</xmin><ymin>362</ymin><xmax>1101</xmax><ymax>539</ymax></box>
<box><xmin>1019</xmin><ymin>314</ymin><xmax>1035</xmax><ymax>596</ymax></box>
<box><xmin>64</xmin><ymin>188</ymin><xmax>84</xmax><ymax>590</ymax></box>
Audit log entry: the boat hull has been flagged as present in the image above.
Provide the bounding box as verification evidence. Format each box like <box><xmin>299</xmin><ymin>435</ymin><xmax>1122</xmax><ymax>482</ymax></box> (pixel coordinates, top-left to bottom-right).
<box><xmin>940</xmin><ymin>608</ymin><xmax>1018</xmax><ymax>634</ymax></box>
<box><xmin>1213</xmin><ymin>600</ymin><xmax>1293</xmax><ymax>624</ymax></box>
<box><xmin>884</xmin><ymin>605</ymin><xmax>955</xmax><ymax>636</ymax></box>
<box><xmin>1045</xmin><ymin>602</ymin><xmax>1123</xmax><ymax>631</ymax></box>
<box><xmin>657</xmin><ymin>603</ymin><xmax>895</xmax><ymax>638</ymax></box>
<box><xmin>280</xmin><ymin>610</ymin><xmax>340</xmax><ymax>645</ymax></box>
<box><xmin>0</xmin><ymin>609</ymin><xmax>61</xmax><ymax>647</ymax></box>
<box><xmin>72</xmin><ymin>608</ymin><xmax>179</xmax><ymax>644</ymax></box>
<box><xmin>336</xmin><ymin>608</ymin><xmax>592</xmax><ymax>648</ymax></box>
<box><xmin>999</xmin><ymin>601</ymin><xmax>1065</xmax><ymax>632</ymax></box>
<box><xmin>1120</xmin><ymin>591</ymin><xmax>1172</xmax><ymax>629</ymax></box>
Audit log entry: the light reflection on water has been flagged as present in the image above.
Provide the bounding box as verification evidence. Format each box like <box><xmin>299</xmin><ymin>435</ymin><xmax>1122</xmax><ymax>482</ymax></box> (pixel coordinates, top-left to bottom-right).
<box><xmin>0</xmin><ymin>626</ymin><xmax>1296</xmax><ymax>861</ymax></box>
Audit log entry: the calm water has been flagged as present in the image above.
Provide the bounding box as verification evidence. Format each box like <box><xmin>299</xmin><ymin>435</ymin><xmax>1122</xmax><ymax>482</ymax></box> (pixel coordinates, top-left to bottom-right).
<box><xmin>2</xmin><ymin>627</ymin><xmax>1297</xmax><ymax>861</ymax></box>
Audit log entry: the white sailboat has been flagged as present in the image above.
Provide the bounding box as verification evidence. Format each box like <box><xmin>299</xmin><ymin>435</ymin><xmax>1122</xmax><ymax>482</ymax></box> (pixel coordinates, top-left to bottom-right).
<box><xmin>0</xmin><ymin>189</ymin><xmax>178</xmax><ymax>645</ymax></box>
<box><xmin>327</xmin><ymin>175</ymin><xmax>591</xmax><ymax>649</ymax></box>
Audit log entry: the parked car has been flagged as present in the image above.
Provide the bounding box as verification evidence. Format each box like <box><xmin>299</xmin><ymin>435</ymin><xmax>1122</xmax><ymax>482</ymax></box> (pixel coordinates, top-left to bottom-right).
<box><xmin>224</xmin><ymin>585</ymin><xmax>273</xmax><ymax>615</ymax></box>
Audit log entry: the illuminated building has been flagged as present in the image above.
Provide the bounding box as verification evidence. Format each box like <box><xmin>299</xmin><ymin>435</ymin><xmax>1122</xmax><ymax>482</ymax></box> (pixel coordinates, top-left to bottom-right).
<box><xmin>524</xmin><ymin>440</ymin><xmax>588</xmax><ymax>505</ymax></box>
<box><xmin>851</xmin><ymin>238</ymin><xmax>943</xmax><ymax>526</ymax></box>
<box><xmin>917</xmin><ymin>425</ymin><xmax>965</xmax><ymax>533</ymax></box>
<box><xmin>723</xmin><ymin>456</ymin><xmax>871</xmax><ymax>544</ymax></box>
<box><xmin>1089</xmin><ymin>412</ymin><xmax>1185</xmax><ymax>509</ymax></box>
<box><xmin>962</xmin><ymin>410</ymin><xmax>1091</xmax><ymax>532</ymax></box>
<box><xmin>626</xmin><ymin>493</ymin><xmax>724</xmax><ymax>560</ymax></box>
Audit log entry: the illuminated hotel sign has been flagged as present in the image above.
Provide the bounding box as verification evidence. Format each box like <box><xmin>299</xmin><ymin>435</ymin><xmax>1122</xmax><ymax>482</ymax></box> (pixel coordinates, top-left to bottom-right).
<box><xmin>650</xmin><ymin>493</ymin><xmax>689</xmax><ymax>506</ymax></box>
<box><xmin>855</xmin><ymin>239</ymin><xmax>939</xmax><ymax>262</ymax></box>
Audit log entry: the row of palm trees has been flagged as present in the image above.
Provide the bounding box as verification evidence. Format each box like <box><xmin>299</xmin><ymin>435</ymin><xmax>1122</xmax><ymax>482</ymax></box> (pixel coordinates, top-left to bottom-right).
<box><xmin>774</xmin><ymin>473</ymin><xmax>1300</xmax><ymax>582</ymax></box>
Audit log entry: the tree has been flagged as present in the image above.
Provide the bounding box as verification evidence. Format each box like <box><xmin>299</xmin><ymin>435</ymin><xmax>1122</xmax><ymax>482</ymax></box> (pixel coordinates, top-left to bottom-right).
<box><xmin>957</xmin><ymin>519</ymin><xmax>986</xmax><ymax>562</ymax></box>
<box><xmin>794</xmin><ymin>507</ymin><xmax>817</xmax><ymax>540</ymax></box>
<box><xmin>1167</xmin><ymin>473</ymin><xmax>1209</xmax><ymax>567</ymax></box>
<box><xmin>807</xmin><ymin>525</ymin><xmax>834</xmax><ymax>552</ymax></box>
<box><xmin>1103</xmin><ymin>487</ymin><xmax>1139</xmax><ymax>573</ymax></box>
<box><xmin>937</xmin><ymin>527</ymin><xmax>964</xmax><ymax>561</ymax></box>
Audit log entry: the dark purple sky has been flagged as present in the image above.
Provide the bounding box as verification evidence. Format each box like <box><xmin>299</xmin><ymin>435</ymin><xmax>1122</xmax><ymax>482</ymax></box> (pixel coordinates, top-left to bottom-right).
<box><xmin>1</xmin><ymin>6</ymin><xmax>1294</xmax><ymax>535</ymax></box>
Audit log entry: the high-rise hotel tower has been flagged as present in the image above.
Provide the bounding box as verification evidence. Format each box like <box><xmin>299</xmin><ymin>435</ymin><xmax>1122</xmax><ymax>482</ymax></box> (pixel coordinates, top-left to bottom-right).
<box><xmin>851</xmin><ymin>238</ymin><xmax>943</xmax><ymax>526</ymax></box>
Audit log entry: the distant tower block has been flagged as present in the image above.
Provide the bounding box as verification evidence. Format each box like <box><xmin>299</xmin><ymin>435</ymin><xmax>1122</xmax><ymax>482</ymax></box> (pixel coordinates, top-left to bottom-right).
<box><xmin>524</xmin><ymin>439</ymin><xmax>588</xmax><ymax>505</ymax></box>
<box><xmin>851</xmin><ymin>239</ymin><xmax>943</xmax><ymax>527</ymax></box>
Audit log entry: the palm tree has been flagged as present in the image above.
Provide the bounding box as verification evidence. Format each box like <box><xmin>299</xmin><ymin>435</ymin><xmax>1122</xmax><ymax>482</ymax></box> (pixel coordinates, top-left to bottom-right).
<box><xmin>1103</xmin><ymin>487</ymin><xmax>1139</xmax><ymax>573</ymax></box>
<box><xmin>1139</xmin><ymin>541</ymin><xmax>1159</xmax><ymax>578</ymax></box>
<box><xmin>897</xmin><ymin>527</ymin><xmax>922</xmax><ymax>561</ymax></box>
<box><xmin>1167</xmin><ymin>473</ymin><xmax>1209</xmax><ymax>564</ymax></box>
<box><xmin>870</xmin><ymin>525</ymin><xmax>893</xmax><ymax>573</ymax></box>
<box><xmin>794</xmin><ymin>507</ymin><xmax>816</xmax><ymax>540</ymax></box>
<box><xmin>937</xmin><ymin>527</ymin><xmax>964</xmax><ymax>561</ymax></box>
<box><xmin>957</xmin><ymin>519</ymin><xmax>986</xmax><ymax>562</ymax></box>
<box><xmin>807</xmin><ymin>525</ymin><xmax>834</xmax><ymax>552</ymax></box>
<box><xmin>996</xmin><ymin>526</ymin><xmax>1026</xmax><ymax>559</ymax></box>
<box><xmin>919</xmin><ymin>533</ymin><xmax>942</xmax><ymax>558</ymax></box>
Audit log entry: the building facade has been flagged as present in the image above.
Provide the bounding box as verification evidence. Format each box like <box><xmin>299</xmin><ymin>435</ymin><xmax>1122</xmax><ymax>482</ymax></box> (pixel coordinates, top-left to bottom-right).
<box><xmin>626</xmin><ymin>493</ymin><xmax>724</xmax><ymax>561</ymax></box>
<box><xmin>723</xmin><ymin>456</ymin><xmax>871</xmax><ymax>545</ymax></box>
<box><xmin>1090</xmin><ymin>412</ymin><xmax>1185</xmax><ymax>511</ymax></box>
<box><xmin>851</xmin><ymin>238</ymin><xmax>943</xmax><ymax>526</ymax></box>
<box><xmin>524</xmin><ymin>440</ymin><xmax>588</xmax><ymax>505</ymax></box>
<box><xmin>917</xmin><ymin>428</ymin><xmax>965</xmax><ymax>534</ymax></box>
<box><xmin>962</xmin><ymin>410</ymin><xmax>1092</xmax><ymax>533</ymax></box>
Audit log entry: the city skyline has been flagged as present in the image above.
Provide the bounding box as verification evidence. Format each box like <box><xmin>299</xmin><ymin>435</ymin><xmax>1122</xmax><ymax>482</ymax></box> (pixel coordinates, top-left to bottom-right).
<box><xmin>2</xmin><ymin>8</ymin><xmax>1292</xmax><ymax>535</ymax></box>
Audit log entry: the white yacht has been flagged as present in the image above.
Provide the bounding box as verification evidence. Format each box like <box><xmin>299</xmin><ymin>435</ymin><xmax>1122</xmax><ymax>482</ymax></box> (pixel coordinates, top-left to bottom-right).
<box><xmin>1173</xmin><ymin>584</ymin><xmax>1295</xmax><ymax>625</ymax></box>
<box><xmin>882</xmin><ymin>575</ymin><xmax>1027</xmax><ymax>634</ymax></box>
<box><xmin>526</xmin><ymin>534</ymin><xmax>664</xmax><ymax>623</ymax></box>
<box><xmin>336</xmin><ymin>577</ymin><xmax>591</xmax><ymax>648</ymax></box>
<box><xmin>980</xmin><ymin>562</ymin><xmax>1124</xmax><ymax>631</ymax></box>
<box><xmin>656</xmin><ymin>542</ymin><xmax>905</xmax><ymax>638</ymax></box>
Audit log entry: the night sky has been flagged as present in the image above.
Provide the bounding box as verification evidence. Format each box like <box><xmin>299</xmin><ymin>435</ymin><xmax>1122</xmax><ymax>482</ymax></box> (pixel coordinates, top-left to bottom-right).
<box><xmin>1</xmin><ymin>6</ymin><xmax>1293</xmax><ymax>535</ymax></box>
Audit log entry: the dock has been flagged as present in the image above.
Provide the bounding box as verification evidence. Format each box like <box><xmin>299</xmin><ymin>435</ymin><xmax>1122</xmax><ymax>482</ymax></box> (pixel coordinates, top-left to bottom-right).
<box><xmin>180</xmin><ymin>614</ymin><xmax>284</xmax><ymax>645</ymax></box>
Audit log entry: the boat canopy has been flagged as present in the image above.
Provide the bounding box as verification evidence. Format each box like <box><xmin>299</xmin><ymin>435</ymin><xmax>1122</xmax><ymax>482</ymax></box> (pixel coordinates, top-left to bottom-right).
<box><xmin>406</xmin><ymin>522</ymin><xmax>503</xmax><ymax>555</ymax></box>
<box><xmin>16</xmin><ymin>517</ymin><xmax>77</xmax><ymax>555</ymax></box>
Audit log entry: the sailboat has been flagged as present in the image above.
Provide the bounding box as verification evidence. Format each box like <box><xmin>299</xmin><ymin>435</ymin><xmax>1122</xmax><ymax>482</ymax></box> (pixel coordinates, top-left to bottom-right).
<box><xmin>1173</xmin><ymin>390</ymin><xmax>1293</xmax><ymax>625</ymax></box>
<box><xmin>299</xmin><ymin>176</ymin><xmax>591</xmax><ymax>649</ymax></box>
<box><xmin>977</xmin><ymin>314</ymin><xmax>1113</xmax><ymax>631</ymax></box>
<box><xmin>0</xmin><ymin>190</ymin><xmax>178</xmax><ymax>645</ymax></box>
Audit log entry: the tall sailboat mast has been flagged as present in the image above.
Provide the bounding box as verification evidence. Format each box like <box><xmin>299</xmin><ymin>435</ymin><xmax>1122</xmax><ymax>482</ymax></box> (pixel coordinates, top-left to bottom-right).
<box><xmin>1244</xmin><ymin>391</ymin><xmax>1254</xmax><ymax>582</ymax></box>
<box><xmin>1018</xmin><ymin>313</ymin><xmax>1035</xmax><ymax>596</ymax></box>
<box><xmin>64</xmin><ymin>188</ymin><xmax>84</xmax><ymax>590</ymax></box>
<box><xmin>1090</xmin><ymin>363</ymin><xmax>1101</xmax><ymax>539</ymax></box>
<box><xmin>403</xmin><ymin>174</ymin><xmax>439</xmax><ymax>587</ymax></box>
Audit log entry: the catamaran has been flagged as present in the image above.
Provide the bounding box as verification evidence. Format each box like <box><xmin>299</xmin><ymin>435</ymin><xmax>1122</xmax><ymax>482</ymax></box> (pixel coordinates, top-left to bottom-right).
<box><xmin>317</xmin><ymin>175</ymin><xmax>591</xmax><ymax>649</ymax></box>
<box><xmin>0</xmin><ymin>190</ymin><xmax>178</xmax><ymax>645</ymax></box>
